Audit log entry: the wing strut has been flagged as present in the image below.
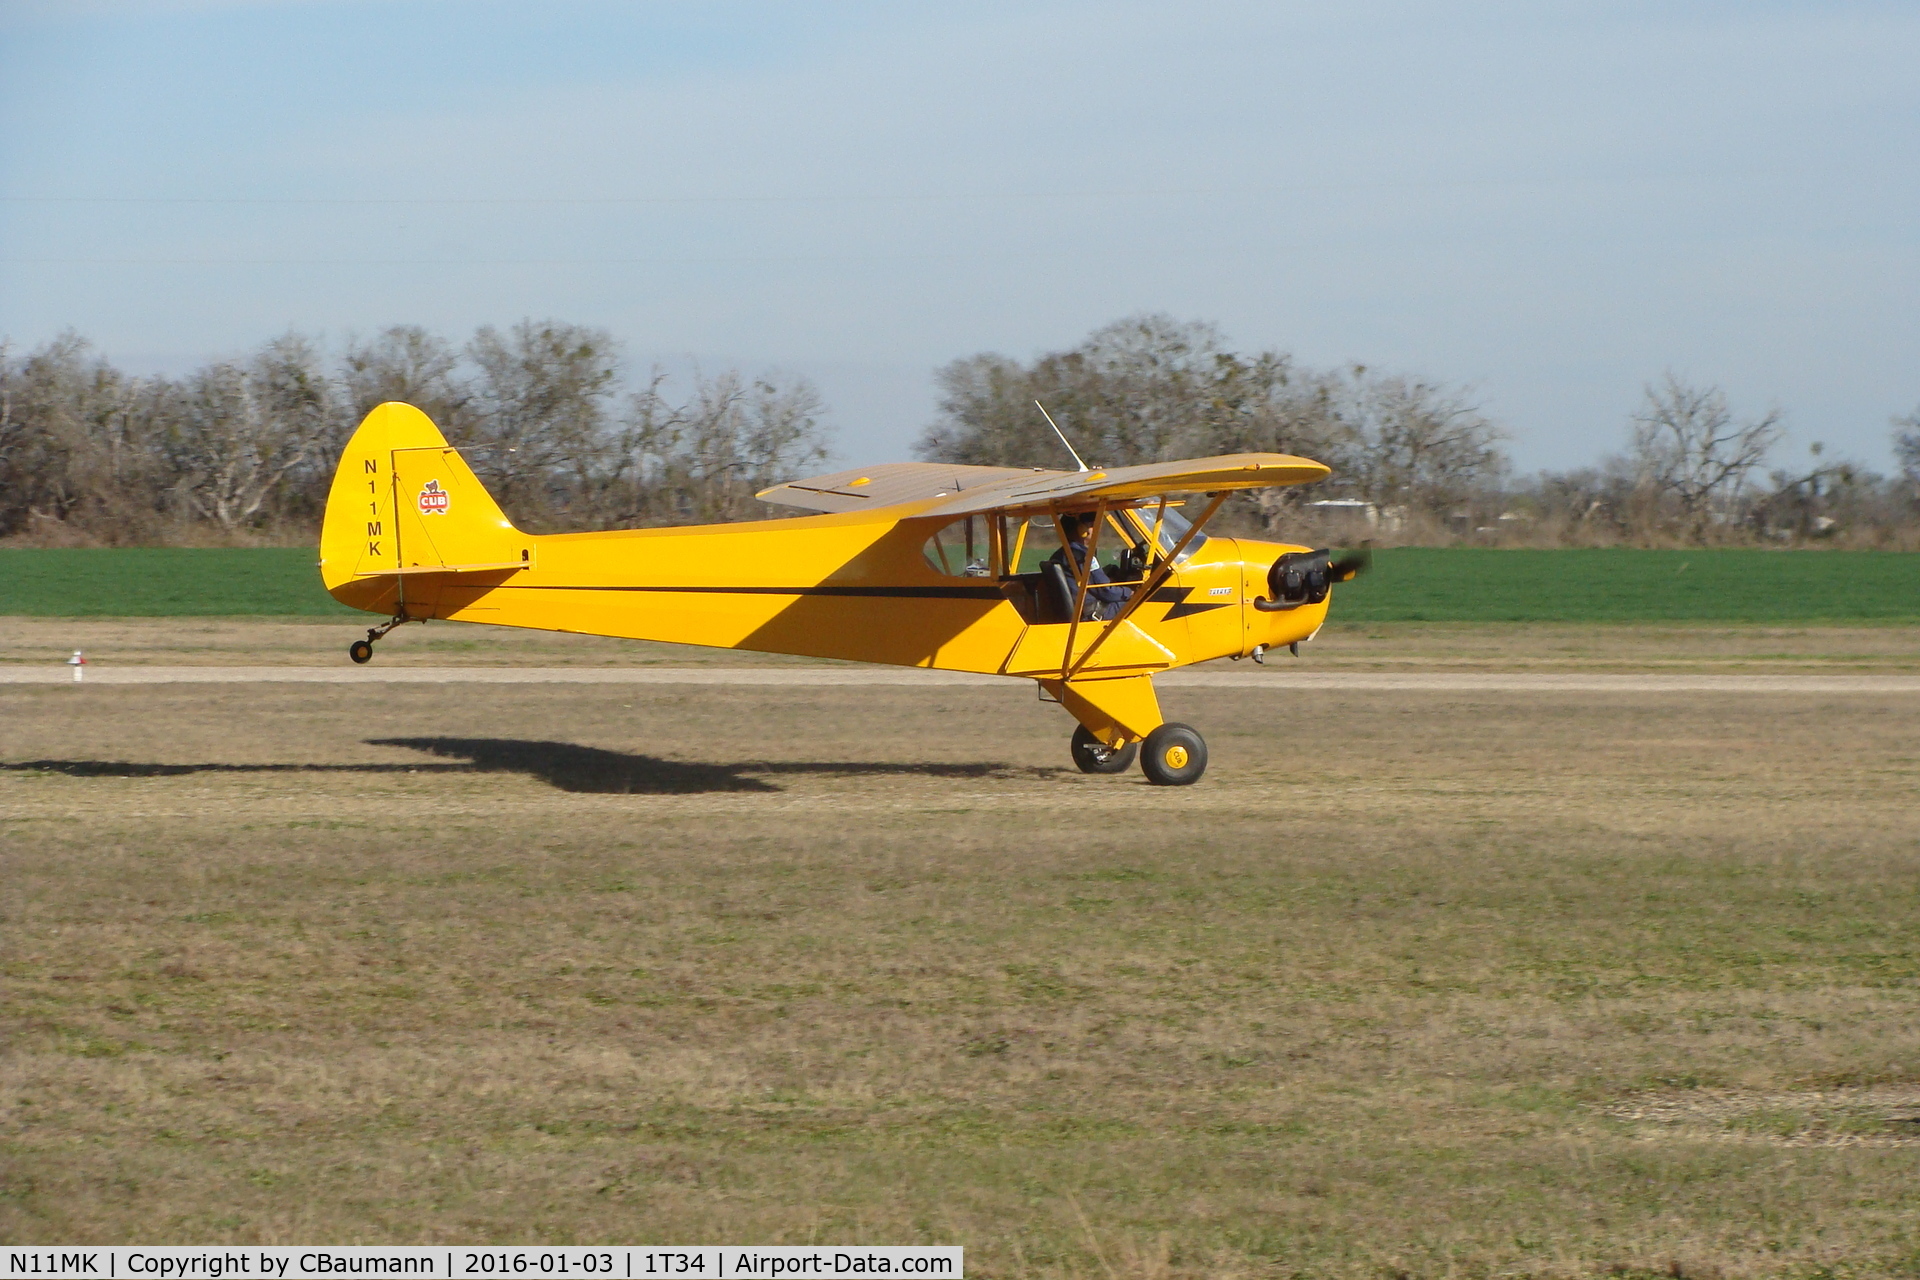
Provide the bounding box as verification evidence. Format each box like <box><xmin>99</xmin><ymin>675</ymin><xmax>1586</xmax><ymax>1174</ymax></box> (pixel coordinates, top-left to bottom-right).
<box><xmin>1064</xmin><ymin>490</ymin><xmax>1229</xmax><ymax>681</ymax></box>
<box><xmin>1058</xmin><ymin>498</ymin><xmax>1108</xmax><ymax>674</ymax></box>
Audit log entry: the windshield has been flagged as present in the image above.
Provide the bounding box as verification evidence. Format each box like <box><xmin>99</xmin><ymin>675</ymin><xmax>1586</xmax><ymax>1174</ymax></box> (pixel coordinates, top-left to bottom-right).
<box><xmin>1136</xmin><ymin>503</ymin><xmax>1209</xmax><ymax>563</ymax></box>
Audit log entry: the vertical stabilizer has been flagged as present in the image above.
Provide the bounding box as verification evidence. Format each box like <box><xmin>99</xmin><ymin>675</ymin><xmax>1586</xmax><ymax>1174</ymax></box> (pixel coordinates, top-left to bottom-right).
<box><xmin>319</xmin><ymin>403</ymin><xmax>525</xmax><ymax>612</ymax></box>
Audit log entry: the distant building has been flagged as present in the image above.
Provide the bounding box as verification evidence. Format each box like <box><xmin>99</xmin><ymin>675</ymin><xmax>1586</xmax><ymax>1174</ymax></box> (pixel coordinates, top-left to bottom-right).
<box><xmin>1305</xmin><ymin>499</ymin><xmax>1405</xmax><ymax>534</ymax></box>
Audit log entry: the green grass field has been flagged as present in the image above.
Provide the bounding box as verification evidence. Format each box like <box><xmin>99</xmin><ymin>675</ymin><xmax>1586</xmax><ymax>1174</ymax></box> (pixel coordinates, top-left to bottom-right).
<box><xmin>2</xmin><ymin>546</ymin><xmax>1919</xmax><ymax>621</ymax></box>
<box><xmin>1341</xmin><ymin>547</ymin><xmax>1920</xmax><ymax>622</ymax></box>
<box><xmin>0</xmin><ymin>548</ymin><xmax>356</xmax><ymax>617</ymax></box>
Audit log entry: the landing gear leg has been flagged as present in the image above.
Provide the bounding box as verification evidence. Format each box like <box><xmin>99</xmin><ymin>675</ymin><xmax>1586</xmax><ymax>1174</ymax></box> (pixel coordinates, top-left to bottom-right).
<box><xmin>1070</xmin><ymin>724</ymin><xmax>1139</xmax><ymax>775</ymax></box>
<box><xmin>1140</xmin><ymin>722</ymin><xmax>1208</xmax><ymax>786</ymax></box>
<box><xmin>348</xmin><ymin>614</ymin><xmax>409</xmax><ymax>665</ymax></box>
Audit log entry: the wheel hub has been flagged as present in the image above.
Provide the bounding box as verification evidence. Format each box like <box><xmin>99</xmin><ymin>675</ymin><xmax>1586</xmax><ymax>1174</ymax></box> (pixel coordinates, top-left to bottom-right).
<box><xmin>1163</xmin><ymin>744</ymin><xmax>1189</xmax><ymax>769</ymax></box>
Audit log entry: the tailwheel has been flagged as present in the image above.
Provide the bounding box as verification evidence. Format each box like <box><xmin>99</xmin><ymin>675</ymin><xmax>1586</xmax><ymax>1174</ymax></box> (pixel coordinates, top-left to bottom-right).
<box><xmin>349</xmin><ymin>615</ymin><xmax>410</xmax><ymax>665</ymax></box>
<box><xmin>1071</xmin><ymin>724</ymin><xmax>1138</xmax><ymax>775</ymax></box>
<box><xmin>1140</xmin><ymin>722</ymin><xmax>1207</xmax><ymax>786</ymax></box>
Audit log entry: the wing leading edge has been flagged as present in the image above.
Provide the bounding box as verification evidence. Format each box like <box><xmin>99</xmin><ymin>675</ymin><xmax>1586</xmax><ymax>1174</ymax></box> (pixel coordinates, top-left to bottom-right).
<box><xmin>759</xmin><ymin>453</ymin><xmax>1330</xmax><ymax>519</ymax></box>
<box><xmin>918</xmin><ymin>453</ymin><xmax>1330</xmax><ymax>517</ymax></box>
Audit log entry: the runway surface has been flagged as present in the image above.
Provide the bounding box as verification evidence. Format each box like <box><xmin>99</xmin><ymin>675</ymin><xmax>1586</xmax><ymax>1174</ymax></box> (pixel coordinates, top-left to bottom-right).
<box><xmin>6</xmin><ymin>665</ymin><xmax>1920</xmax><ymax>693</ymax></box>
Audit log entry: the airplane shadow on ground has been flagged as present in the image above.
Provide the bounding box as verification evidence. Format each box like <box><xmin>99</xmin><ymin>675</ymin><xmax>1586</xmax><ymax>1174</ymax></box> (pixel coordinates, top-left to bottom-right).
<box><xmin>2</xmin><ymin>739</ymin><xmax>1068</xmax><ymax>796</ymax></box>
<box><xmin>369</xmin><ymin>738</ymin><xmax>1068</xmax><ymax>794</ymax></box>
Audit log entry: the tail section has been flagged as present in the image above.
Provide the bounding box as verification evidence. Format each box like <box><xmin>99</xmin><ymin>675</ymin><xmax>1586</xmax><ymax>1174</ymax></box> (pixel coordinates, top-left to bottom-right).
<box><xmin>319</xmin><ymin>403</ymin><xmax>531</xmax><ymax>613</ymax></box>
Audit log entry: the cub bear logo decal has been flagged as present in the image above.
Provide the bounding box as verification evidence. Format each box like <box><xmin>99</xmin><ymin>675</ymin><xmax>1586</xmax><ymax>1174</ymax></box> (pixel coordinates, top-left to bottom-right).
<box><xmin>417</xmin><ymin>479</ymin><xmax>450</xmax><ymax>515</ymax></box>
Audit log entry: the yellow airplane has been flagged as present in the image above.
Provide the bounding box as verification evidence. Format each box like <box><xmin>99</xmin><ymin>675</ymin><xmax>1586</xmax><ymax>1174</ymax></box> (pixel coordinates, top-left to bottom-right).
<box><xmin>319</xmin><ymin>402</ymin><xmax>1365</xmax><ymax>785</ymax></box>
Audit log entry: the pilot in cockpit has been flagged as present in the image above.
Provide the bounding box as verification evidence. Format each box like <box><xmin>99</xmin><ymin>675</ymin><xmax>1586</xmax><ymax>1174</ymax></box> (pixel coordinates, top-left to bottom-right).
<box><xmin>1048</xmin><ymin>513</ymin><xmax>1132</xmax><ymax>622</ymax></box>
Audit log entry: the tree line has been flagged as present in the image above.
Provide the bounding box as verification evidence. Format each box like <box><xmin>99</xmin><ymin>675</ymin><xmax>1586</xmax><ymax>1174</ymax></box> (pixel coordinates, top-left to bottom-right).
<box><xmin>919</xmin><ymin>315</ymin><xmax>1920</xmax><ymax>548</ymax></box>
<box><xmin>0</xmin><ymin>321</ymin><xmax>829</xmax><ymax>544</ymax></box>
<box><xmin>3</xmin><ymin>314</ymin><xmax>1917</xmax><ymax>547</ymax></box>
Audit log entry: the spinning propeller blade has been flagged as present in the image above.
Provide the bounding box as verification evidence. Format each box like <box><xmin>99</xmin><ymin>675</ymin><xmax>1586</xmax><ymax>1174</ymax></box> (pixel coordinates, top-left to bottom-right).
<box><xmin>1328</xmin><ymin>541</ymin><xmax>1373</xmax><ymax>583</ymax></box>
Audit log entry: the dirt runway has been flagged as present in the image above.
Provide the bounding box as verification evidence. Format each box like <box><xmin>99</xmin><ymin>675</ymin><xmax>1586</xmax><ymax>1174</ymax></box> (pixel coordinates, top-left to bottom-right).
<box><xmin>6</xmin><ymin>663</ymin><xmax>1920</xmax><ymax>693</ymax></box>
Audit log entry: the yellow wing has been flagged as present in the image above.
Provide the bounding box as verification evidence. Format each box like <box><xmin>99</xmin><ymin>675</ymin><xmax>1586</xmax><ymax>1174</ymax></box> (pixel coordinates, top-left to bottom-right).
<box><xmin>760</xmin><ymin>453</ymin><xmax>1329</xmax><ymax>519</ymax></box>
<box><xmin>914</xmin><ymin>453</ymin><xmax>1329</xmax><ymax>517</ymax></box>
<box><xmin>755</xmin><ymin>462</ymin><xmax>1043</xmax><ymax>513</ymax></box>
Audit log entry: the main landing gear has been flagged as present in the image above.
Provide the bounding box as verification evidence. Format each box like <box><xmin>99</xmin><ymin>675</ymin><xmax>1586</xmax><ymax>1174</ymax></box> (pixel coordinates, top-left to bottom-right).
<box><xmin>1070</xmin><ymin>722</ymin><xmax>1209</xmax><ymax>786</ymax></box>
<box><xmin>347</xmin><ymin>614</ymin><xmax>410</xmax><ymax>665</ymax></box>
<box><xmin>1071</xmin><ymin>724</ymin><xmax>1138</xmax><ymax>774</ymax></box>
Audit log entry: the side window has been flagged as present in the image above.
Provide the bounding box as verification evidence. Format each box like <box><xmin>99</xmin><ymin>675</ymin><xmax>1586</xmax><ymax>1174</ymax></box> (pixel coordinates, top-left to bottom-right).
<box><xmin>1007</xmin><ymin>516</ymin><xmax>1063</xmax><ymax>574</ymax></box>
<box><xmin>1004</xmin><ymin>512</ymin><xmax>1146</xmax><ymax>576</ymax></box>
<box><xmin>1098</xmin><ymin>510</ymin><xmax>1149</xmax><ymax>579</ymax></box>
<box><xmin>922</xmin><ymin>516</ymin><xmax>994</xmax><ymax>577</ymax></box>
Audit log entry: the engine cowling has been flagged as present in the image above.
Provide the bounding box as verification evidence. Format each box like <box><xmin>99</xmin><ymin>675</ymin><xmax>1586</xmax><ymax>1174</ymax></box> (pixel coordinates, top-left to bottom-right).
<box><xmin>1254</xmin><ymin>545</ymin><xmax>1370</xmax><ymax>612</ymax></box>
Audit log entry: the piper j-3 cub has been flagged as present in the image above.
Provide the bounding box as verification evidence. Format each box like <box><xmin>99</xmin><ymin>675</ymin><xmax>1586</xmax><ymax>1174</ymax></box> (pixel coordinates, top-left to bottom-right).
<box><xmin>318</xmin><ymin>402</ymin><xmax>1367</xmax><ymax>786</ymax></box>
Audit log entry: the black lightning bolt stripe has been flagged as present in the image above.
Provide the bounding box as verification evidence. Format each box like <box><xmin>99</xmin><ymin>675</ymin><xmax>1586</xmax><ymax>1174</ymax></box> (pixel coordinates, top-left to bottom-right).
<box><xmin>1149</xmin><ymin>585</ymin><xmax>1232</xmax><ymax>620</ymax></box>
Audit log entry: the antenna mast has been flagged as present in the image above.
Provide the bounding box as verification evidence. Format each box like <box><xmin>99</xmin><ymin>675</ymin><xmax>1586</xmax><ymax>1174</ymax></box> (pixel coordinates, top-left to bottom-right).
<box><xmin>1034</xmin><ymin>401</ymin><xmax>1089</xmax><ymax>472</ymax></box>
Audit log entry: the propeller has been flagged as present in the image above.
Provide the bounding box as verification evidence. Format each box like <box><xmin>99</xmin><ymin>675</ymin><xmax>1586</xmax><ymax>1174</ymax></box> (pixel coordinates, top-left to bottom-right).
<box><xmin>1253</xmin><ymin>541</ymin><xmax>1372</xmax><ymax>612</ymax></box>
<box><xmin>1328</xmin><ymin>542</ymin><xmax>1373</xmax><ymax>583</ymax></box>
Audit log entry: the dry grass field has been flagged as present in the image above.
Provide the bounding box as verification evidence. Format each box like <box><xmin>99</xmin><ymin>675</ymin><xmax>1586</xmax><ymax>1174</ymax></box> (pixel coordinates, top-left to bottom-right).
<box><xmin>4</xmin><ymin>625</ymin><xmax>1920</xmax><ymax>1277</ymax></box>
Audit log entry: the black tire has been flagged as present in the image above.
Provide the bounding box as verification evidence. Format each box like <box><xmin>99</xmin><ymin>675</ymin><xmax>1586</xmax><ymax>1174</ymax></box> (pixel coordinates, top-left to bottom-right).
<box><xmin>348</xmin><ymin>640</ymin><xmax>374</xmax><ymax>665</ymax></box>
<box><xmin>1071</xmin><ymin>724</ymin><xmax>1138</xmax><ymax>775</ymax></box>
<box><xmin>1140</xmin><ymin>722</ymin><xmax>1207</xmax><ymax>786</ymax></box>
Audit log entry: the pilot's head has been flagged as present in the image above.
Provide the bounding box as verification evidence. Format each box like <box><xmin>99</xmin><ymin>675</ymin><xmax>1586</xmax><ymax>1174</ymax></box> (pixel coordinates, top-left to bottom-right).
<box><xmin>1058</xmin><ymin>513</ymin><xmax>1088</xmax><ymax>540</ymax></box>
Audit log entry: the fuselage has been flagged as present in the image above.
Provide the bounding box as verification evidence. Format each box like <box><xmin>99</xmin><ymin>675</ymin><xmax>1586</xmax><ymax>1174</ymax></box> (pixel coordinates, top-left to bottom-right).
<box><xmin>318</xmin><ymin>402</ymin><xmax>1342</xmax><ymax>769</ymax></box>
<box><xmin>324</xmin><ymin>499</ymin><xmax>1330</xmax><ymax>679</ymax></box>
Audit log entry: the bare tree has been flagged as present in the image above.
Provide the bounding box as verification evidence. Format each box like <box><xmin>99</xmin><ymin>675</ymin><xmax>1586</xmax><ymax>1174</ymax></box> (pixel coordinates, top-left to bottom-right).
<box><xmin>733</xmin><ymin>372</ymin><xmax>831</xmax><ymax>514</ymax></box>
<box><xmin>1895</xmin><ymin>407</ymin><xmax>1920</xmax><ymax>496</ymax></box>
<box><xmin>917</xmin><ymin>314</ymin><xmax>1324</xmax><ymax>470</ymax></box>
<box><xmin>1751</xmin><ymin>442</ymin><xmax>1856</xmax><ymax>540</ymax></box>
<box><xmin>917</xmin><ymin>352</ymin><xmax>1046</xmax><ymax>468</ymax></box>
<box><xmin>0</xmin><ymin>333</ymin><xmax>163</xmax><ymax>541</ymax></box>
<box><xmin>1628</xmin><ymin>373</ymin><xmax>1782</xmax><ymax>540</ymax></box>
<box><xmin>0</xmin><ymin>322</ymin><xmax>841</xmax><ymax>544</ymax></box>
<box><xmin>157</xmin><ymin>333</ymin><xmax>336</xmax><ymax>531</ymax></box>
<box><xmin>0</xmin><ymin>336</ymin><xmax>90</xmax><ymax>533</ymax></box>
<box><xmin>1511</xmin><ymin>457</ymin><xmax>1654</xmax><ymax>546</ymax></box>
<box><xmin>914</xmin><ymin>316</ymin><xmax>1511</xmax><ymax>537</ymax></box>
<box><xmin>1311</xmin><ymin>365</ymin><xmax>1507</xmax><ymax>512</ymax></box>
<box><xmin>464</xmin><ymin>320</ymin><xmax>621</xmax><ymax>527</ymax></box>
<box><xmin>0</xmin><ymin>342</ymin><xmax>19</xmax><ymax>526</ymax></box>
<box><xmin>621</xmin><ymin>368</ymin><xmax>830</xmax><ymax>525</ymax></box>
<box><xmin>1031</xmin><ymin>315</ymin><xmax>1255</xmax><ymax>465</ymax></box>
<box><xmin>341</xmin><ymin>325</ymin><xmax>468</xmax><ymax>427</ymax></box>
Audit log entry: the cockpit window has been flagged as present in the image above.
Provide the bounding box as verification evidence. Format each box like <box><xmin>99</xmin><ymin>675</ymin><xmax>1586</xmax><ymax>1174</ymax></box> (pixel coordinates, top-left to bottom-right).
<box><xmin>1006</xmin><ymin>512</ymin><xmax>1143</xmax><ymax>576</ymax></box>
<box><xmin>1008</xmin><ymin>516</ymin><xmax>1062</xmax><ymax>575</ymax></box>
<box><xmin>922</xmin><ymin>516</ymin><xmax>994</xmax><ymax>577</ymax></box>
<box><xmin>924</xmin><ymin>508</ymin><xmax>1197</xmax><ymax>580</ymax></box>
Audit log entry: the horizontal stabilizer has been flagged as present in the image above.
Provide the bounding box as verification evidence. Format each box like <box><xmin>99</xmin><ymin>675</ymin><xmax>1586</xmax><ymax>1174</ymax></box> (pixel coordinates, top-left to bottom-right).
<box><xmin>353</xmin><ymin>558</ymin><xmax>530</xmax><ymax>578</ymax></box>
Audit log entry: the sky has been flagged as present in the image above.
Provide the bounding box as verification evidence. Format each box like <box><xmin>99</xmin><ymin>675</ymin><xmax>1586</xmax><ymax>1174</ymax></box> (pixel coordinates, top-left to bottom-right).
<box><xmin>2</xmin><ymin>0</ymin><xmax>1916</xmax><ymax>475</ymax></box>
